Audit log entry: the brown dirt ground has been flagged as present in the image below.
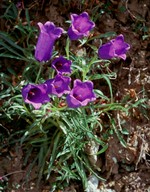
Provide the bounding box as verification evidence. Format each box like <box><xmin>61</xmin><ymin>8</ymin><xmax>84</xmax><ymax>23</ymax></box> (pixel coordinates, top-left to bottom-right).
<box><xmin>0</xmin><ymin>0</ymin><xmax>150</xmax><ymax>191</ymax></box>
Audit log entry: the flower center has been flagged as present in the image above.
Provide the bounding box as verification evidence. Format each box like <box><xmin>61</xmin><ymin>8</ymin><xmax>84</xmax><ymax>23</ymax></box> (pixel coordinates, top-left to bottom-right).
<box><xmin>28</xmin><ymin>88</ymin><xmax>40</xmax><ymax>100</ymax></box>
<box><xmin>76</xmin><ymin>26</ymin><xmax>82</xmax><ymax>33</ymax></box>
<box><xmin>53</xmin><ymin>80</ymin><xmax>63</xmax><ymax>91</ymax></box>
<box><xmin>73</xmin><ymin>93</ymin><xmax>83</xmax><ymax>101</ymax></box>
<box><xmin>28</xmin><ymin>90</ymin><xmax>35</xmax><ymax>99</ymax></box>
<box><xmin>55</xmin><ymin>62</ymin><xmax>63</xmax><ymax>70</ymax></box>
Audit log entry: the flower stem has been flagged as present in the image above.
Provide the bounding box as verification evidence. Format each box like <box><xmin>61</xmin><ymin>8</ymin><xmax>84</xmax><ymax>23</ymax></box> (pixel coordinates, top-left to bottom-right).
<box><xmin>35</xmin><ymin>64</ymin><xmax>42</xmax><ymax>84</ymax></box>
<box><xmin>65</xmin><ymin>37</ymin><xmax>70</xmax><ymax>59</ymax></box>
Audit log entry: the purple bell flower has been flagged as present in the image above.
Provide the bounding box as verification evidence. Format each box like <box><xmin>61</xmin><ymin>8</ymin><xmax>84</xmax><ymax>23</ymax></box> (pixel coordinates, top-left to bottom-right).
<box><xmin>68</xmin><ymin>12</ymin><xmax>95</xmax><ymax>40</ymax></box>
<box><xmin>52</xmin><ymin>56</ymin><xmax>72</xmax><ymax>74</ymax></box>
<box><xmin>45</xmin><ymin>75</ymin><xmax>71</xmax><ymax>97</ymax></box>
<box><xmin>22</xmin><ymin>84</ymin><xmax>50</xmax><ymax>109</ymax></box>
<box><xmin>35</xmin><ymin>21</ymin><xmax>64</xmax><ymax>62</ymax></box>
<box><xmin>66</xmin><ymin>79</ymin><xmax>96</xmax><ymax>108</ymax></box>
<box><xmin>16</xmin><ymin>1</ymin><xmax>23</xmax><ymax>9</ymax></box>
<box><xmin>98</xmin><ymin>34</ymin><xmax>130</xmax><ymax>60</ymax></box>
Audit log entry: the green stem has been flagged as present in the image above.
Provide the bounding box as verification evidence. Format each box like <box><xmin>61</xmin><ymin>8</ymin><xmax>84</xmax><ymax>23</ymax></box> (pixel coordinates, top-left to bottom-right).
<box><xmin>35</xmin><ymin>64</ymin><xmax>42</xmax><ymax>84</ymax></box>
<box><xmin>65</xmin><ymin>37</ymin><xmax>70</xmax><ymax>59</ymax></box>
<box><xmin>82</xmin><ymin>56</ymin><xmax>98</xmax><ymax>81</ymax></box>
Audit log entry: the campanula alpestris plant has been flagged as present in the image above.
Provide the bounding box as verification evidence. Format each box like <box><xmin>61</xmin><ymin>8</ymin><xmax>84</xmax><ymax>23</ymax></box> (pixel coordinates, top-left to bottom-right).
<box><xmin>66</xmin><ymin>79</ymin><xmax>96</xmax><ymax>108</ymax></box>
<box><xmin>35</xmin><ymin>21</ymin><xmax>64</xmax><ymax>62</ymax></box>
<box><xmin>68</xmin><ymin>12</ymin><xmax>95</xmax><ymax>40</ymax></box>
<box><xmin>52</xmin><ymin>56</ymin><xmax>72</xmax><ymax>74</ymax></box>
<box><xmin>21</xmin><ymin>84</ymin><xmax>50</xmax><ymax>109</ymax></box>
<box><xmin>45</xmin><ymin>74</ymin><xmax>71</xmax><ymax>97</ymax></box>
<box><xmin>98</xmin><ymin>34</ymin><xmax>130</xmax><ymax>60</ymax></box>
<box><xmin>2</xmin><ymin>6</ymin><xmax>134</xmax><ymax>191</ymax></box>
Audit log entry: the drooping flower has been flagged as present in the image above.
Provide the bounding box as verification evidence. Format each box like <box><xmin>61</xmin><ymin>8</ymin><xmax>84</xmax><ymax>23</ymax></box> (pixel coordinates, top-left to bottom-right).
<box><xmin>16</xmin><ymin>1</ymin><xmax>23</xmax><ymax>9</ymax></box>
<box><xmin>52</xmin><ymin>56</ymin><xmax>72</xmax><ymax>74</ymax></box>
<box><xmin>68</xmin><ymin>12</ymin><xmax>95</xmax><ymax>40</ymax></box>
<box><xmin>35</xmin><ymin>21</ymin><xmax>64</xmax><ymax>62</ymax></box>
<box><xmin>66</xmin><ymin>79</ymin><xmax>96</xmax><ymax>108</ymax></box>
<box><xmin>98</xmin><ymin>34</ymin><xmax>130</xmax><ymax>60</ymax></box>
<box><xmin>22</xmin><ymin>84</ymin><xmax>50</xmax><ymax>109</ymax></box>
<box><xmin>45</xmin><ymin>75</ymin><xmax>71</xmax><ymax>97</ymax></box>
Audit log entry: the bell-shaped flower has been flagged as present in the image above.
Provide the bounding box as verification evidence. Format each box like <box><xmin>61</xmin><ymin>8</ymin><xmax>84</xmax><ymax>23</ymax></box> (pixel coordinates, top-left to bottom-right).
<box><xmin>52</xmin><ymin>56</ymin><xmax>72</xmax><ymax>74</ymax></box>
<box><xmin>22</xmin><ymin>83</ymin><xmax>50</xmax><ymax>109</ymax></box>
<box><xmin>68</xmin><ymin>12</ymin><xmax>95</xmax><ymax>40</ymax></box>
<box><xmin>45</xmin><ymin>75</ymin><xmax>71</xmax><ymax>97</ymax></box>
<box><xmin>35</xmin><ymin>21</ymin><xmax>64</xmax><ymax>62</ymax></box>
<box><xmin>98</xmin><ymin>34</ymin><xmax>130</xmax><ymax>60</ymax></box>
<box><xmin>66</xmin><ymin>79</ymin><xmax>96</xmax><ymax>108</ymax></box>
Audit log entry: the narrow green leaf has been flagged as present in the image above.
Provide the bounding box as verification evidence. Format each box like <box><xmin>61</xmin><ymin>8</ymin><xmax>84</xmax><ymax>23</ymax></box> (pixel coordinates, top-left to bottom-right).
<box><xmin>47</xmin><ymin>131</ymin><xmax>61</xmax><ymax>179</ymax></box>
<box><xmin>0</xmin><ymin>31</ymin><xmax>24</xmax><ymax>52</ymax></box>
<box><xmin>101</xmin><ymin>74</ymin><xmax>113</xmax><ymax>102</ymax></box>
<box><xmin>25</xmin><ymin>8</ymin><xmax>30</xmax><ymax>26</ymax></box>
<box><xmin>97</xmin><ymin>144</ymin><xmax>108</xmax><ymax>155</ymax></box>
<box><xmin>94</xmin><ymin>89</ymin><xmax>109</xmax><ymax>100</ymax></box>
<box><xmin>0</xmin><ymin>53</ymin><xmax>25</xmax><ymax>60</ymax></box>
<box><xmin>0</xmin><ymin>41</ymin><xmax>24</xmax><ymax>58</ymax></box>
<box><xmin>121</xmin><ymin>128</ymin><xmax>129</xmax><ymax>135</ymax></box>
<box><xmin>100</xmin><ymin>31</ymin><xmax>117</xmax><ymax>38</ymax></box>
<box><xmin>7</xmin><ymin>67</ymin><xmax>17</xmax><ymax>76</ymax></box>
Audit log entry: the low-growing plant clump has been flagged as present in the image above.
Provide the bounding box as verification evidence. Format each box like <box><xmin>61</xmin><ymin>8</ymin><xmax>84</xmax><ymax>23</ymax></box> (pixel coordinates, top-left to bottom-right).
<box><xmin>0</xmin><ymin>1</ymin><xmax>149</xmax><ymax>191</ymax></box>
